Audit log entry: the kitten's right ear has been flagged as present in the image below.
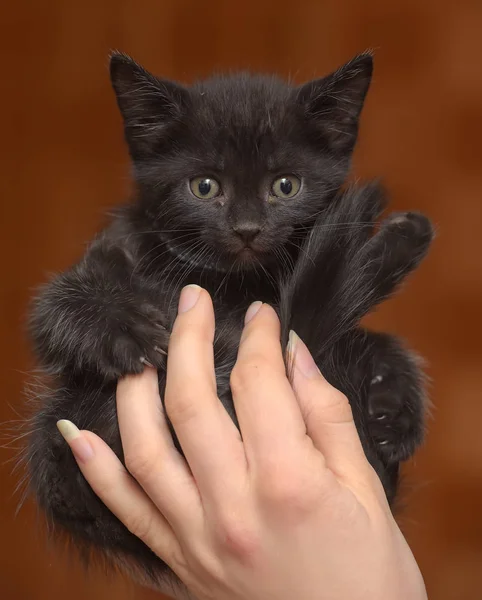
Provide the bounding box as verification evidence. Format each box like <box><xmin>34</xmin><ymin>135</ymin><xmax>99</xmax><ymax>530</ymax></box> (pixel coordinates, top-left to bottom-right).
<box><xmin>109</xmin><ymin>52</ymin><xmax>189</xmax><ymax>156</ymax></box>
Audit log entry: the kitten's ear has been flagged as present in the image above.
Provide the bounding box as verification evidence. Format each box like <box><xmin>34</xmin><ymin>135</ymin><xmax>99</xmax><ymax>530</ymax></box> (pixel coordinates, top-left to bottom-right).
<box><xmin>109</xmin><ymin>52</ymin><xmax>189</xmax><ymax>156</ymax></box>
<box><xmin>297</xmin><ymin>52</ymin><xmax>373</xmax><ymax>153</ymax></box>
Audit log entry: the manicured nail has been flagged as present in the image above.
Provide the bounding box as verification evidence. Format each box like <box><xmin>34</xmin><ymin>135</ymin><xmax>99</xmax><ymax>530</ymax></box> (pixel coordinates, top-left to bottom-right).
<box><xmin>287</xmin><ymin>330</ymin><xmax>321</xmax><ymax>379</ymax></box>
<box><xmin>178</xmin><ymin>284</ymin><xmax>202</xmax><ymax>314</ymax></box>
<box><xmin>57</xmin><ymin>419</ymin><xmax>94</xmax><ymax>463</ymax></box>
<box><xmin>245</xmin><ymin>301</ymin><xmax>263</xmax><ymax>324</ymax></box>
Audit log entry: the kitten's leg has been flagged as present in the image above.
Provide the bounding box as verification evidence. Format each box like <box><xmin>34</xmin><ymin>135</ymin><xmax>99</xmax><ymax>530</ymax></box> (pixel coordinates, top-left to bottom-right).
<box><xmin>363</xmin><ymin>330</ymin><xmax>428</xmax><ymax>463</ymax></box>
<box><xmin>26</xmin><ymin>380</ymin><xmax>170</xmax><ymax>582</ymax></box>
<box><xmin>351</xmin><ymin>213</ymin><xmax>433</xmax><ymax>462</ymax></box>
<box><xmin>327</xmin><ymin>212</ymin><xmax>433</xmax><ymax>349</ymax></box>
<box><xmin>359</xmin><ymin>211</ymin><xmax>434</xmax><ymax>304</ymax></box>
<box><xmin>29</xmin><ymin>238</ymin><xmax>170</xmax><ymax>378</ymax></box>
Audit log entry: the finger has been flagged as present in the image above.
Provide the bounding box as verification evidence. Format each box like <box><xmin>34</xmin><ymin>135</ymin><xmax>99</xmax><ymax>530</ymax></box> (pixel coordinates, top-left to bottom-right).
<box><xmin>165</xmin><ymin>285</ymin><xmax>246</xmax><ymax>506</ymax></box>
<box><xmin>230</xmin><ymin>303</ymin><xmax>307</xmax><ymax>468</ymax></box>
<box><xmin>56</xmin><ymin>420</ymin><xmax>182</xmax><ymax>569</ymax></box>
<box><xmin>116</xmin><ymin>367</ymin><xmax>203</xmax><ymax>538</ymax></box>
<box><xmin>287</xmin><ymin>331</ymin><xmax>372</xmax><ymax>480</ymax></box>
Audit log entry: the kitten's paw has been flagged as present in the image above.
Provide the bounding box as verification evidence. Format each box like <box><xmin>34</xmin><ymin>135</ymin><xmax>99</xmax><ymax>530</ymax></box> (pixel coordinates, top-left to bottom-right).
<box><xmin>100</xmin><ymin>303</ymin><xmax>170</xmax><ymax>377</ymax></box>
<box><xmin>367</xmin><ymin>372</ymin><xmax>425</xmax><ymax>463</ymax></box>
<box><xmin>380</xmin><ymin>211</ymin><xmax>434</xmax><ymax>259</ymax></box>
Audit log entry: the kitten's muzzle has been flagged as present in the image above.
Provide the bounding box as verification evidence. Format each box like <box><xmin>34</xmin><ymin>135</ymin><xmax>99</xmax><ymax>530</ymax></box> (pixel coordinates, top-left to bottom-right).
<box><xmin>231</xmin><ymin>223</ymin><xmax>261</xmax><ymax>245</ymax></box>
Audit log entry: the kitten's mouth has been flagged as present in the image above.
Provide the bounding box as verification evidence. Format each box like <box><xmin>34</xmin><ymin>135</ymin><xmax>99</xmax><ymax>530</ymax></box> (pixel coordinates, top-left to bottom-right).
<box><xmin>237</xmin><ymin>247</ymin><xmax>256</xmax><ymax>261</ymax></box>
<box><xmin>231</xmin><ymin>246</ymin><xmax>279</xmax><ymax>271</ymax></box>
<box><xmin>164</xmin><ymin>233</ymin><xmax>278</xmax><ymax>274</ymax></box>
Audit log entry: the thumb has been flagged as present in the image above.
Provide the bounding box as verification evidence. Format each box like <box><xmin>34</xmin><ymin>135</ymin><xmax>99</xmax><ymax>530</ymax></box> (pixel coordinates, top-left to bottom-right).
<box><xmin>288</xmin><ymin>331</ymin><xmax>372</xmax><ymax>481</ymax></box>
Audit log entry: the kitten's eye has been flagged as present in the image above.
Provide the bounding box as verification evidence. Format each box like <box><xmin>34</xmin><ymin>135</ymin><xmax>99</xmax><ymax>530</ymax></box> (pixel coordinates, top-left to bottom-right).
<box><xmin>270</xmin><ymin>175</ymin><xmax>301</xmax><ymax>199</ymax></box>
<box><xmin>189</xmin><ymin>177</ymin><xmax>221</xmax><ymax>200</ymax></box>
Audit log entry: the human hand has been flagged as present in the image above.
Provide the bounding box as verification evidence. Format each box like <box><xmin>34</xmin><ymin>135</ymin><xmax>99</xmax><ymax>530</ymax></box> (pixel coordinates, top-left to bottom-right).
<box><xmin>57</xmin><ymin>285</ymin><xmax>427</xmax><ymax>600</ymax></box>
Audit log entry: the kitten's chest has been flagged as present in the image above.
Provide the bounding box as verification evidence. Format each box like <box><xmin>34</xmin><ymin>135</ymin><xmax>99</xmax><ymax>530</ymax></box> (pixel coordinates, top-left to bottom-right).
<box><xmin>149</xmin><ymin>262</ymin><xmax>279</xmax><ymax>314</ymax></box>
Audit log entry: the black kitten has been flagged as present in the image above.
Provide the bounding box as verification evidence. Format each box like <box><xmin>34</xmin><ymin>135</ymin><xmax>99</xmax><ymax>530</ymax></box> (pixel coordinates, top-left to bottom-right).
<box><xmin>24</xmin><ymin>52</ymin><xmax>433</xmax><ymax>591</ymax></box>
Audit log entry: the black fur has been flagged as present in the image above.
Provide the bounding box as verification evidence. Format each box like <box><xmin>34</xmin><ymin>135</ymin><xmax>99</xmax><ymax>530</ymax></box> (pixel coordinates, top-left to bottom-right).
<box><xmin>24</xmin><ymin>52</ymin><xmax>433</xmax><ymax>589</ymax></box>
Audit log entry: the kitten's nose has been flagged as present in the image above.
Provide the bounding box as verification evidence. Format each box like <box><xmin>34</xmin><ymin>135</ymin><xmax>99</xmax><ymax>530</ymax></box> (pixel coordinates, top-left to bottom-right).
<box><xmin>232</xmin><ymin>223</ymin><xmax>261</xmax><ymax>243</ymax></box>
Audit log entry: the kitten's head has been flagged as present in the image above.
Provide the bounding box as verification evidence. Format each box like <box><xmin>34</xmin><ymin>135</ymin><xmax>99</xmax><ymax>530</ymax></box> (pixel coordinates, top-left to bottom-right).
<box><xmin>110</xmin><ymin>52</ymin><xmax>372</xmax><ymax>270</ymax></box>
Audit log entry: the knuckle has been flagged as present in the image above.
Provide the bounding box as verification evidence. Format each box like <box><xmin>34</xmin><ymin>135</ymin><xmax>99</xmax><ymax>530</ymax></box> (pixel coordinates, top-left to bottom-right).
<box><xmin>229</xmin><ymin>367</ymin><xmax>245</xmax><ymax>396</ymax></box>
<box><xmin>311</xmin><ymin>388</ymin><xmax>353</xmax><ymax>424</ymax></box>
<box><xmin>124</xmin><ymin>446</ymin><xmax>158</xmax><ymax>481</ymax></box>
<box><xmin>215</xmin><ymin>517</ymin><xmax>260</xmax><ymax>562</ymax></box>
<box><xmin>230</xmin><ymin>356</ymin><xmax>275</xmax><ymax>394</ymax></box>
<box><xmin>92</xmin><ymin>476</ymin><xmax>117</xmax><ymax>500</ymax></box>
<box><xmin>328</xmin><ymin>391</ymin><xmax>354</xmax><ymax>422</ymax></box>
<box><xmin>124</xmin><ymin>511</ymin><xmax>154</xmax><ymax>542</ymax></box>
<box><xmin>259</xmin><ymin>470</ymin><xmax>319</xmax><ymax>516</ymax></box>
<box><xmin>165</xmin><ymin>392</ymin><xmax>198</xmax><ymax>425</ymax></box>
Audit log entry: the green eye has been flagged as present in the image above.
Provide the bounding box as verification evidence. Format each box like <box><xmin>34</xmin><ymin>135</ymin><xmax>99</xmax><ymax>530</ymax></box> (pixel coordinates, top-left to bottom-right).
<box><xmin>271</xmin><ymin>175</ymin><xmax>301</xmax><ymax>199</ymax></box>
<box><xmin>189</xmin><ymin>177</ymin><xmax>221</xmax><ymax>200</ymax></box>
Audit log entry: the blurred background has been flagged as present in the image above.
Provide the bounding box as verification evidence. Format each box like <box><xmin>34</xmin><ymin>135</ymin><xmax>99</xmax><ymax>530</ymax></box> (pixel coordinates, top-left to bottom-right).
<box><xmin>1</xmin><ymin>1</ymin><xmax>481</xmax><ymax>598</ymax></box>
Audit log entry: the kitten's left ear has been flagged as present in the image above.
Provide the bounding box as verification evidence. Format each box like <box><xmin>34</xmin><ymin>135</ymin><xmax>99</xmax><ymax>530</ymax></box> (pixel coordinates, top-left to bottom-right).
<box><xmin>297</xmin><ymin>52</ymin><xmax>373</xmax><ymax>153</ymax></box>
<box><xmin>109</xmin><ymin>51</ymin><xmax>189</xmax><ymax>157</ymax></box>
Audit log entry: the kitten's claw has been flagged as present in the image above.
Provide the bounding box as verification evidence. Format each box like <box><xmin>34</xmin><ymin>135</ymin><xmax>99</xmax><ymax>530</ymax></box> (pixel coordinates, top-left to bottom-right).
<box><xmin>99</xmin><ymin>302</ymin><xmax>170</xmax><ymax>376</ymax></box>
<box><xmin>366</xmin><ymin>358</ymin><xmax>425</xmax><ymax>463</ymax></box>
<box><xmin>139</xmin><ymin>356</ymin><xmax>154</xmax><ymax>368</ymax></box>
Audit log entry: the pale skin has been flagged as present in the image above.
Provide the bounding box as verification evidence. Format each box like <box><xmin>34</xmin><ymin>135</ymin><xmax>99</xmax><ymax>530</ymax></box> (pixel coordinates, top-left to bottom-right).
<box><xmin>57</xmin><ymin>284</ymin><xmax>427</xmax><ymax>600</ymax></box>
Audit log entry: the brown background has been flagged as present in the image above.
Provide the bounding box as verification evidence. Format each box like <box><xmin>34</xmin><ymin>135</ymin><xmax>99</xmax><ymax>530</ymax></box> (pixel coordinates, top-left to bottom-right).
<box><xmin>1</xmin><ymin>1</ymin><xmax>481</xmax><ymax>599</ymax></box>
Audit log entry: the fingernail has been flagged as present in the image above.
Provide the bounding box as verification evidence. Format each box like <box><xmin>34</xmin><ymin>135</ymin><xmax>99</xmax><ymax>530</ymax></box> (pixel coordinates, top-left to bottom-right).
<box><xmin>287</xmin><ymin>330</ymin><xmax>321</xmax><ymax>379</ymax></box>
<box><xmin>57</xmin><ymin>420</ymin><xmax>94</xmax><ymax>464</ymax></box>
<box><xmin>178</xmin><ymin>284</ymin><xmax>201</xmax><ymax>314</ymax></box>
<box><xmin>245</xmin><ymin>301</ymin><xmax>263</xmax><ymax>324</ymax></box>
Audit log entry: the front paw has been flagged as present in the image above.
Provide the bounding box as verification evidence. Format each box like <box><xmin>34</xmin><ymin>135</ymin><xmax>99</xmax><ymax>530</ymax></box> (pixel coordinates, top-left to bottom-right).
<box><xmin>98</xmin><ymin>303</ymin><xmax>170</xmax><ymax>377</ymax></box>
